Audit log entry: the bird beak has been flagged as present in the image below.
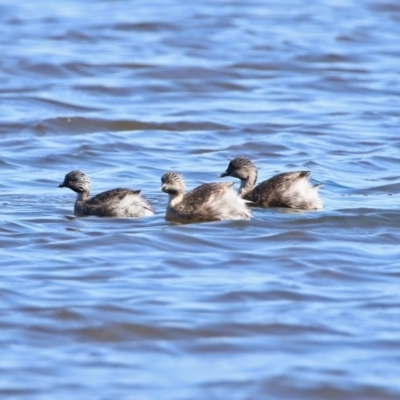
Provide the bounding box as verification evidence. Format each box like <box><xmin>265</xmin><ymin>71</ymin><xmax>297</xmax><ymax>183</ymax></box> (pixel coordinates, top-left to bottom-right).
<box><xmin>219</xmin><ymin>171</ymin><xmax>228</xmax><ymax>177</ymax></box>
<box><xmin>58</xmin><ymin>182</ymin><xmax>65</xmax><ymax>188</ymax></box>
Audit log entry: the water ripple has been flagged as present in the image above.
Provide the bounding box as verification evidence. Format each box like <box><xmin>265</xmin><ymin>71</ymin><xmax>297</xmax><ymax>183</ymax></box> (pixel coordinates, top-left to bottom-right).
<box><xmin>1</xmin><ymin>0</ymin><xmax>400</xmax><ymax>398</ymax></box>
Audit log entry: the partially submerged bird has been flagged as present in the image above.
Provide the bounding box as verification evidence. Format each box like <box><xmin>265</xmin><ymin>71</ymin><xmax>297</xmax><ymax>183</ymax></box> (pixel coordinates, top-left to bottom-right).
<box><xmin>58</xmin><ymin>170</ymin><xmax>154</xmax><ymax>217</ymax></box>
<box><xmin>220</xmin><ymin>156</ymin><xmax>322</xmax><ymax>210</ymax></box>
<box><xmin>160</xmin><ymin>171</ymin><xmax>251</xmax><ymax>223</ymax></box>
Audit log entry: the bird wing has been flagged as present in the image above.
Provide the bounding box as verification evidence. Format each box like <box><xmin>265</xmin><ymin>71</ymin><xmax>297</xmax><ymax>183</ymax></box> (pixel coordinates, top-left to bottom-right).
<box><xmin>251</xmin><ymin>171</ymin><xmax>310</xmax><ymax>207</ymax></box>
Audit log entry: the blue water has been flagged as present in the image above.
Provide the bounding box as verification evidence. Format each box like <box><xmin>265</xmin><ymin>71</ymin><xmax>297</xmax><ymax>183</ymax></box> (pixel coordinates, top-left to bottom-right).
<box><xmin>1</xmin><ymin>0</ymin><xmax>400</xmax><ymax>399</ymax></box>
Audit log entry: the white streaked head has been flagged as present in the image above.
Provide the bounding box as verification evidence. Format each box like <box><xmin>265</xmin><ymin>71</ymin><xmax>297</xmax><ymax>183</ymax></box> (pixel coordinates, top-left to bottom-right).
<box><xmin>220</xmin><ymin>156</ymin><xmax>257</xmax><ymax>180</ymax></box>
<box><xmin>58</xmin><ymin>170</ymin><xmax>91</xmax><ymax>194</ymax></box>
<box><xmin>160</xmin><ymin>171</ymin><xmax>185</xmax><ymax>195</ymax></box>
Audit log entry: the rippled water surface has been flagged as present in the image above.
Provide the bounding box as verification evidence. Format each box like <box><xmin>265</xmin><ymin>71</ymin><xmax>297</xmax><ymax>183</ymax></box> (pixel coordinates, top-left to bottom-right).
<box><xmin>2</xmin><ymin>0</ymin><xmax>400</xmax><ymax>398</ymax></box>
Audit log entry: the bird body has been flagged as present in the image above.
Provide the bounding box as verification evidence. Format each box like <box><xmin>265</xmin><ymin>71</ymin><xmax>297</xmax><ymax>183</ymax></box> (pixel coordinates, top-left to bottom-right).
<box><xmin>220</xmin><ymin>156</ymin><xmax>322</xmax><ymax>210</ymax></box>
<box><xmin>58</xmin><ymin>170</ymin><xmax>154</xmax><ymax>218</ymax></box>
<box><xmin>161</xmin><ymin>171</ymin><xmax>251</xmax><ymax>223</ymax></box>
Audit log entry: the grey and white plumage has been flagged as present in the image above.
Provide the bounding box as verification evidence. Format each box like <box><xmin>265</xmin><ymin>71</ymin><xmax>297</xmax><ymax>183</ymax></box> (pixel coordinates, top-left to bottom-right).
<box><xmin>58</xmin><ymin>170</ymin><xmax>154</xmax><ymax>217</ymax></box>
<box><xmin>220</xmin><ymin>156</ymin><xmax>323</xmax><ymax>210</ymax></box>
<box><xmin>160</xmin><ymin>171</ymin><xmax>251</xmax><ymax>223</ymax></box>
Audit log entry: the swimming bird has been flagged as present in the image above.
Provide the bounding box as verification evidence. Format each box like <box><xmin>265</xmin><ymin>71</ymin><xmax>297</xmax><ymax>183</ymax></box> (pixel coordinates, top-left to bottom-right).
<box><xmin>220</xmin><ymin>156</ymin><xmax>322</xmax><ymax>210</ymax></box>
<box><xmin>160</xmin><ymin>171</ymin><xmax>251</xmax><ymax>223</ymax></box>
<box><xmin>58</xmin><ymin>170</ymin><xmax>154</xmax><ymax>217</ymax></box>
